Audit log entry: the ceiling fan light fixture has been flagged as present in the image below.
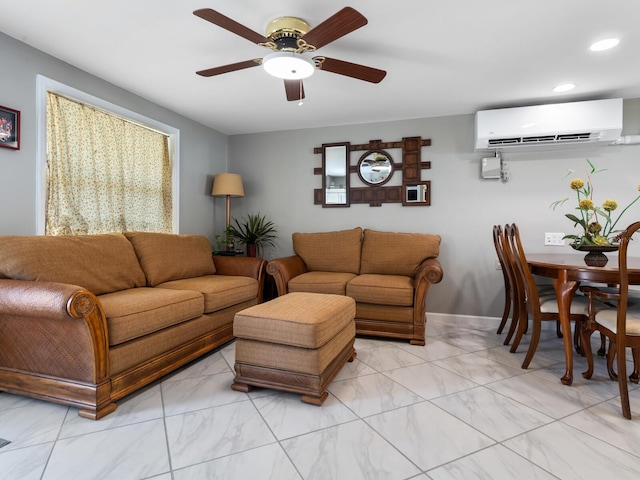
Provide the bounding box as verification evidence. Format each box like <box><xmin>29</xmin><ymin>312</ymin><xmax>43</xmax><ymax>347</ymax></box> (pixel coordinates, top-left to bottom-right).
<box><xmin>263</xmin><ymin>52</ymin><xmax>315</xmax><ymax>80</ymax></box>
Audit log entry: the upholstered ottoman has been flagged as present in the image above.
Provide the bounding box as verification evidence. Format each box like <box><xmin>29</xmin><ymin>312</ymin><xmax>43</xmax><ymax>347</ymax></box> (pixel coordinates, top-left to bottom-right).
<box><xmin>231</xmin><ymin>292</ymin><xmax>356</xmax><ymax>405</ymax></box>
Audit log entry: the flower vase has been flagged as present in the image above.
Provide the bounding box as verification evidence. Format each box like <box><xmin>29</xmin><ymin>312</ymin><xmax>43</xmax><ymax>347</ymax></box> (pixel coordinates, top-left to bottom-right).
<box><xmin>572</xmin><ymin>244</ymin><xmax>619</xmax><ymax>267</ymax></box>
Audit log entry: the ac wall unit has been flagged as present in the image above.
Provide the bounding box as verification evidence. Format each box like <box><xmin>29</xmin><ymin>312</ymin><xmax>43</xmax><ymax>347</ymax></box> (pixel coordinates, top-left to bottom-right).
<box><xmin>475</xmin><ymin>98</ymin><xmax>622</xmax><ymax>151</ymax></box>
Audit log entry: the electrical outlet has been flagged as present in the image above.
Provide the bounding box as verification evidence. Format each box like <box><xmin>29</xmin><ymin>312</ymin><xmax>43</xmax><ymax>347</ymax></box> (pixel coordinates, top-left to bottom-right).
<box><xmin>495</xmin><ymin>259</ymin><xmax>502</xmax><ymax>270</ymax></box>
<box><xmin>544</xmin><ymin>232</ymin><xmax>565</xmax><ymax>246</ymax></box>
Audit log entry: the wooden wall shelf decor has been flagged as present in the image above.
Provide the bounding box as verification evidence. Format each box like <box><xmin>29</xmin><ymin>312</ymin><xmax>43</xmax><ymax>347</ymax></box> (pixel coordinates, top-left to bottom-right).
<box><xmin>314</xmin><ymin>136</ymin><xmax>431</xmax><ymax>207</ymax></box>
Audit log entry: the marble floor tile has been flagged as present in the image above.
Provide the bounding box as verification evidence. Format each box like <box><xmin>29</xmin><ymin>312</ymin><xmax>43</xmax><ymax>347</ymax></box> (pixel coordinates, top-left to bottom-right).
<box><xmin>0</xmin><ymin>401</ymin><xmax>68</xmax><ymax>452</ymax></box>
<box><xmin>328</xmin><ymin>372</ymin><xmax>423</xmax><ymax>417</ymax></box>
<box><xmin>173</xmin><ymin>443</ymin><xmax>301</xmax><ymax>480</ymax></box>
<box><xmin>562</xmin><ymin>401</ymin><xmax>640</xmax><ymax>456</ymax></box>
<box><xmin>163</xmin><ymin>350</ymin><xmax>232</xmax><ymax>383</ymax></box>
<box><xmin>165</xmin><ymin>400</ymin><xmax>275</xmax><ymax>470</ymax></box>
<box><xmin>252</xmin><ymin>391</ymin><xmax>357</xmax><ymax>440</ymax></box>
<box><xmin>59</xmin><ymin>384</ymin><xmax>164</xmax><ymax>439</ymax></box>
<box><xmin>427</xmin><ymin>444</ymin><xmax>557</xmax><ymax>480</ymax></box>
<box><xmin>11</xmin><ymin>313</ymin><xmax>640</xmax><ymax>479</ymax></box>
<box><xmin>503</xmin><ymin>422</ymin><xmax>640</xmax><ymax>479</ymax></box>
<box><xmin>433</xmin><ymin>352</ymin><xmax>525</xmax><ymax>385</ymax></box>
<box><xmin>384</xmin><ymin>362</ymin><xmax>478</xmax><ymax>400</ymax></box>
<box><xmin>355</xmin><ymin>343</ymin><xmax>425</xmax><ymax>372</ymax></box>
<box><xmin>365</xmin><ymin>401</ymin><xmax>495</xmax><ymax>470</ymax></box>
<box><xmin>436</xmin><ymin>332</ymin><xmax>505</xmax><ymax>352</ymax></box>
<box><xmin>473</xmin><ymin>345</ymin><xmax>559</xmax><ymax>371</ymax></box>
<box><xmin>281</xmin><ymin>420</ymin><xmax>420</xmax><ymax>480</ymax></box>
<box><xmin>487</xmin><ymin>371</ymin><xmax>604</xmax><ymax>419</ymax></box>
<box><xmin>396</xmin><ymin>338</ymin><xmax>468</xmax><ymax>362</ymax></box>
<box><xmin>332</xmin><ymin>357</ymin><xmax>377</xmax><ymax>382</ymax></box>
<box><xmin>161</xmin><ymin>371</ymin><xmax>248</xmax><ymax>416</ymax></box>
<box><xmin>43</xmin><ymin>419</ymin><xmax>170</xmax><ymax>480</ymax></box>
<box><xmin>0</xmin><ymin>443</ymin><xmax>52</xmax><ymax>480</ymax></box>
<box><xmin>430</xmin><ymin>386</ymin><xmax>553</xmax><ymax>442</ymax></box>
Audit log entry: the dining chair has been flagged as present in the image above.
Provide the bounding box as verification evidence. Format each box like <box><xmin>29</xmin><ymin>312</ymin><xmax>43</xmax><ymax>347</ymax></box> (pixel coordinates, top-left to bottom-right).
<box><xmin>494</xmin><ymin>224</ymin><xmax>560</xmax><ymax>346</ymax></box>
<box><xmin>493</xmin><ymin>225</ymin><xmax>518</xmax><ymax>341</ymax></box>
<box><xmin>580</xmin><ymin>220</ymin><xmax>640</xmax><ymax>419</ymax></box>
<box><xmin>505</xmin><ymin>223</ymin><xmax>593</xmax><ymax>369</ymax></box>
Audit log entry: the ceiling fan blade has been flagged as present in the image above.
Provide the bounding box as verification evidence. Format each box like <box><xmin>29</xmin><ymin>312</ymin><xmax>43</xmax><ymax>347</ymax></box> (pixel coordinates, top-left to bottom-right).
<box><xmin>196</xmin><ymin>60</ymin><xmax>260</xmax><ymax>77</ymax></box>
<box><xmin>316</xmin><ymin>57</ymin><xmax>386</xmax><ymax>83</ymax></box>
<box><xmin>301</xmin><ymin>7</ymin><xmax>367</xmax><ymax>50</ymax></box>
<box><xmin>194</xmin><ymin>8</ymin><xmax>270</xmax><ymax>45</ymax></box>
<box><xmin>284</xmin><ymin>79</ymin><xmax>305</xmax><ymax>102</ymax></box>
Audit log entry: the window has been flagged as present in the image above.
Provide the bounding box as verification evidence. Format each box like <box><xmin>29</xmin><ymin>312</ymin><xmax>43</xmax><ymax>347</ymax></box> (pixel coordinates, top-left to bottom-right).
<box><xmin>36</xmin><ymin>75</ymin><xmax>179</xmax><ymax>235</ymax></box>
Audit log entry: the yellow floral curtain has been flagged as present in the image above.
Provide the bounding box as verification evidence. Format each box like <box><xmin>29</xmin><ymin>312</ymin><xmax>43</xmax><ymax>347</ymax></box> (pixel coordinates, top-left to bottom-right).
<box><xmin>45</xmin><ymin>92</ymin><xmax>172</xmax><ymax>235</ymax></box>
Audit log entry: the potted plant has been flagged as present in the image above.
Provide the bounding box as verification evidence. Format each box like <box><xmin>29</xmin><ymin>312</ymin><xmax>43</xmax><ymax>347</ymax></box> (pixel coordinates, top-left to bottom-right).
<box><xmin>213</xmin><ymin>226</ymin><xmax>235</xmax><ymax>254</ymax></box>
<box><xmin>229</xmin><ymin>212</ymin><xmax>278</xmax><ymax>257</ymax></box>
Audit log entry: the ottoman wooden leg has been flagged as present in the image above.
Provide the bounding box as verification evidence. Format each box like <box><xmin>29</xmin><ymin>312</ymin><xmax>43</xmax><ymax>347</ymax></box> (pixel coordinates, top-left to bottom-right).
<box><xmin>348</xmin><ymin>351</ymin><xmax>357</xmax><ymax>362</ymax></box>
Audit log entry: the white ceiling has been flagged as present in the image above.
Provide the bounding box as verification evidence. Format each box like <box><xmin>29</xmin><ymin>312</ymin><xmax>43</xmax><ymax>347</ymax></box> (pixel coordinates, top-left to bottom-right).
<box><xmin>2</xmin><ymin>0</ymin><xmax>639</xmax><ymax>136</ymax></box>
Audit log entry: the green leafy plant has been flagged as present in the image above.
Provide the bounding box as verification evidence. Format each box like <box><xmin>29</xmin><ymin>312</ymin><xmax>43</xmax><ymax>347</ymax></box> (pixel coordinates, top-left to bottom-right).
<box><xmin>229</xmin><ymin>212</ymin><xmax>278</xmax><ymax>256</ymax></box>
<box><xmin>550</xmin><ymin>159</ymin><xmax>640</xmax><ymax>246</ymax></box>
<box><xmin>214</xmin><ymin>226</ymin><xmax>234</xmax><ymax>252</ymax></box>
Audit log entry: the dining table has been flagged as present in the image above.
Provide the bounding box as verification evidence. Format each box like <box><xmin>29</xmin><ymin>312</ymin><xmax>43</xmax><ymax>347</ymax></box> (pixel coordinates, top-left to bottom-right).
<box><xmin>526</xmin><ymin>253</ymin><xmax>640</xmax><ymax>386</ymax></box>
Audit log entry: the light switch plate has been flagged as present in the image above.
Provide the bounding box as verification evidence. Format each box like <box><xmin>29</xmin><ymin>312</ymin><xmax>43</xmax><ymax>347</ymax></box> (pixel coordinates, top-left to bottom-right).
<box><xmin>544</xmin><ymin>232</ymin><xmax>565</xmax><ymax>246</ymax></box>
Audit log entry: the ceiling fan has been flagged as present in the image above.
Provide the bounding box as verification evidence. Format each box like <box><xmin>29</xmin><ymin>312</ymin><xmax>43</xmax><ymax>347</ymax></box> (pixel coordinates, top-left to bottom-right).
<box><xmin>193</xmin><ymin>6</ymin><xmax>387</xmax><ymax>102</ymax></box>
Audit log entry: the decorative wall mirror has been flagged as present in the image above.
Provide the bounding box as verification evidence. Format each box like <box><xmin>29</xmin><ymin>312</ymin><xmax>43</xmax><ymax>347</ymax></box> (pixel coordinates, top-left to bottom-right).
<box><xmin>357</xmin><ymin>150</ymin><xmax>393</xmax><ymax>186</ymax></box>
<box><xmin>322</xmin><ymin>142</ymin><xmax>350</xmax><ymax>207</ymax></box>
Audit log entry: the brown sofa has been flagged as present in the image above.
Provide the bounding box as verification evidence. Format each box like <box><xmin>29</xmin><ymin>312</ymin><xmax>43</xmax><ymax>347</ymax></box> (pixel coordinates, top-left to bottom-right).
<box><xmin>0</xmin><ymin>232</ymin><xmax>265</xmax><ymax>419</ymax></box>
<box><xmin>266</xmin><ymin>228</ymin><xmax>443</xmax><ymax>345</ymax></box>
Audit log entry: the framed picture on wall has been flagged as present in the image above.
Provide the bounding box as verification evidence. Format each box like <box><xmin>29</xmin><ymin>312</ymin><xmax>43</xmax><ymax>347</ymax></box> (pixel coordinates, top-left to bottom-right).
<box><xmin>0</xmin><ymin>105</ymin><xmax>20</xmax><ymax>150</ymax></box>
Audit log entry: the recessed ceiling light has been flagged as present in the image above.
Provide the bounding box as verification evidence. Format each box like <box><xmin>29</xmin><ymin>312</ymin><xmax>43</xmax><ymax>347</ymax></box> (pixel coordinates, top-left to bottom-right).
<box><xmin>553</xmin><ymin>83</ymin><xmax>576</xmax><ymax>93</ymax></box>
<box><xmin>590</xmin><ymin>38</ymin><xmax>620</xmax><ymax>51</ymax></box>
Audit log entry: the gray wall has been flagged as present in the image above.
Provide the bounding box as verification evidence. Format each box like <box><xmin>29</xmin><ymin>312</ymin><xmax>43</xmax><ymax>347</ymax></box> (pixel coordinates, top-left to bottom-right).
<box><xmin>0</xmin><ymin>32</ymin><xmax>228</xmax><ymax>239</ymax></box>
<box><xmin>229</xmin><ymin>99</ymin><xmax>640</xmax><ymax>317</ymax></box>
<box><xmin>2</xmin><ymin>32</ymin><xmax>639</xmax><ymax>318</ymax></box>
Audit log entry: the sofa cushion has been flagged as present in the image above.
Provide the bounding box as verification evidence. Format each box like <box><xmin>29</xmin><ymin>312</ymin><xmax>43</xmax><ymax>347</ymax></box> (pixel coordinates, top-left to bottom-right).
<box><xmin>125</xmin><ymin>232</ymin><xmax>215</xmax><ymax>286</ymax></box>
<box><xmin>360</xmin><ymin>229</ymin><xmax>441</xmax><ymax>277</ymax></box>
<box><xmin>288</xmin><ymin>271</ymin><xmax>357</xmax><ymax>295</ymax></box>
<box><xmin>0</xmin><ymin>233</ymin><xmax>146</xmax><ymax>295</ymax></box>
<box><xmin>346</xmin><ymin>274</ymin><xmax>414</xmax><ymax>306</ymax></box>
<box><xmin>293</xmin><ymin>227</ymin><xmax>362</xmax><ymax>274</ymax></box>
<box><xmin>156</xmin><ymin>275</ymin><xmax>258</xmax><ymax>313</ymax></box>
<box><xmin>233</xmin><ymin>292</ymin><xmax>355</xmax><ymax>349</ymax></box>
<box><xmin>98</xmin><ymin>287</ymin><xmax>204</xmax><ymax>346</ymax></box>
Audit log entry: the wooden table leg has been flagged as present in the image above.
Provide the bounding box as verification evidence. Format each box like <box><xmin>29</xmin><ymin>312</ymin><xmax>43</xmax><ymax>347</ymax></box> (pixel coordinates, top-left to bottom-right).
<box><xmin>553</xmin><ymin>272</ymin><xmax>579</xmax><ymax>386</ymax></box>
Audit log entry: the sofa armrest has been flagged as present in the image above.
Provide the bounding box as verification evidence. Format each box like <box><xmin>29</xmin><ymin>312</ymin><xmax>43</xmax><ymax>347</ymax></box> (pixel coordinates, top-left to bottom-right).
<box><xmin>266</xmin><ymin>255</ymin><xmax>308</xmax><ymax>296</ymax></box>
<box><xmin>213</xmin><ymin>256</ymin><xmax>267</xmax><ymax>302</ymax></box>
<box><xmin>0</xmin><ymin>279</ymin><xmax>110</xmax><ymax>384</ymax></box>
<box><xmin>413</xmin><ymin>258</ymin><xmax>444</xmax><ymax>322</ymax></box>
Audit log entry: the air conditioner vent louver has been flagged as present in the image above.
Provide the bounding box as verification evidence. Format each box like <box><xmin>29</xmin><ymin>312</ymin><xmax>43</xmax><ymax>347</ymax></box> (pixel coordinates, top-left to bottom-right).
<box><xmin>475</xmin><ymin>99</ymin><xmax>622</xmax><ymax>151</ymax></box>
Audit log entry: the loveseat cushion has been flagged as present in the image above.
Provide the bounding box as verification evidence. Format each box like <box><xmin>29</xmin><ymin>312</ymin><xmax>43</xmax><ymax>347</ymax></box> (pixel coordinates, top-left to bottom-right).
<box><xmin>288</xmin><ymin>271</ymin><xmax>357</xmax><ymax>295</ymax></box>
<box><xmin>125</xmin><ymin>232</ymin><xmax>215</xmax><ymax>286</ymax></box>
<box><xmin>98</xmin><ymin>287</ymin><xmax>204</xmax><ymax>346</ymax></box>
<box><xmin>346</xmin><ymin>274</ymin><xmax>414</xmax><ymax>306</ymax></box>
<box><xmin>0</xmin><ymin>233</ymin><xmax>146</xmax><ymax>295</ymax></box>
<box><xmin>293</xmin><ymin>227</ymin><xmax>362</xmax><ymax>274</ymax></box>
<box><xmin>360</xmin><ymin>229</ymin><xmax>441</xmax><ymax>277</ymax></box>
<box><xmin>156</xmin><ymin>275</ymin><xmax>258</xmax><ymax>313</ymax></box>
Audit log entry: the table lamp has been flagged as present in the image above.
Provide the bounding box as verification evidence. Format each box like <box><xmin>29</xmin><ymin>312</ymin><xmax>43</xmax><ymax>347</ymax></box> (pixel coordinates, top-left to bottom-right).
<box><xmin>211</xmin><ymin>173</ymin><xmax>244</xmax><ymax>228</ymax></box>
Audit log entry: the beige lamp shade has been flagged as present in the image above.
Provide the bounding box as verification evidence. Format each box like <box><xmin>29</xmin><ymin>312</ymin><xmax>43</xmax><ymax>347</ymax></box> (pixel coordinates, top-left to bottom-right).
<box><xmin>212</xmin><ymin>173</ymin><xmax>244</xmax><ymax>229</ymax></box>
<box><xmin>211</xmin><ymin>173</ymin><xmax>244</xmax><ymax>197</ymax></box>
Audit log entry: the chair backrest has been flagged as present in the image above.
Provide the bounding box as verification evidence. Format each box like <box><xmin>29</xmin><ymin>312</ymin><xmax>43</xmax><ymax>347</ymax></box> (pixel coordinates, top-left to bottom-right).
<box><xmin>505</xmin><ymin>223</ymin><xmax>541</xmax><ymax>313</ymax></box>
<box><xmin>494</xmin><ymin>225</ymin><xmax>520</xmax><ymax>304</ymax></box>
<box><xmin>616</xmin><ymin>221</ymin><xmax>640</xmax><ymax>337</ymax></box>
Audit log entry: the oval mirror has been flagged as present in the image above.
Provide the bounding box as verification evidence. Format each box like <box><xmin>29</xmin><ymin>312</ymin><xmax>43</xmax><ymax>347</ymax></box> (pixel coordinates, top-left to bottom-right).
<box><xmin>357</xmin><ymin>150</ymin><xmax>393</xmax><ymax>186</ymax></box>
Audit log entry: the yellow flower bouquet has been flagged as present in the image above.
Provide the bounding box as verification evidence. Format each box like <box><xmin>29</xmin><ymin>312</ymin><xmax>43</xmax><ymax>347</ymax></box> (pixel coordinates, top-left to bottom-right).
<box><xmin>551</xmin><ymin>159</ymin><xmax>640</xmax><ymax>246</ymax></box>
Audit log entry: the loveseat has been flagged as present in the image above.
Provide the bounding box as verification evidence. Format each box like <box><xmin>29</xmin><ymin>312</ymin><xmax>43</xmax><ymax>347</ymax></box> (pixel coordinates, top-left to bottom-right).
<box><xmin>266</xmin><ymin>228</ymin><xmax>443</xmax><ymax>345</ymax></box>
<box><xmin>0</xmin><ymin>232</ymin><xmax>265</xmax><ymax>419</ymax></box>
